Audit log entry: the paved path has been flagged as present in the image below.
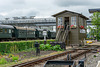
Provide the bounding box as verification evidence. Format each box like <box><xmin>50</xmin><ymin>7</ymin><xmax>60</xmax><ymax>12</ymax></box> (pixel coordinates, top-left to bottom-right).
<box><xmin>88</xmin><ymin>42</ymin><xmax>100</xmax><ymax>45</ymax></box>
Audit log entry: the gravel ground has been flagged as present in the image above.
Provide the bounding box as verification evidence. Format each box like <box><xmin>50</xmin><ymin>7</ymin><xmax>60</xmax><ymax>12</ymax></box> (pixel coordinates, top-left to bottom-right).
<box><xmin>33</xmin><ymin>50</ymin><xmax>87</xmax><ymax>67</ymax></box>
<box><xmin>33</xmin><ymin>50</ymin><xmax>100</xmax><ymax>67</ymax></box>
<box><xmin>86</xmin><ymin>52</ymin><xmax>100</xmax><ymax>67</ymax></box>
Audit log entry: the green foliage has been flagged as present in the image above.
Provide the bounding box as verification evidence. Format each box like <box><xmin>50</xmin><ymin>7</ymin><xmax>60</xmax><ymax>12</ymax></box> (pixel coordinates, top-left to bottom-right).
<box><xmin>40</xmin><ymin>44</ymin><xmax>46</xmax><ymax>50</ymax></box>
<box><xmin>91</xmin><ymin>12</ymin><xmax>100</xmax><ymax>40</ymax></box>
<box><xmin>9</xmin><ymin>54</ymin><xmax>14</xmax><ymax>58</ymax></box>
<box><xmin>12</xmin><ymin>56</ymin><xmax>19</xmax><ymax>62</ymax></box>
<box><xmin>93</xmin><ymin>55</ymin><xmax>96</xmax><ymax>58</ymax></box>
<box><xmin>87</xmin><ymin>26</ymin><xmax>96</xmax><ymax>39</ymax></box>
<box><xmin>40</xmin><ymin>44</ymin><xmax>63</xmax><ymax>51</ymax></box>
<box><xmin>0</xmin><ymin>39</ymin><xmax>55</xmax><ymax>54</ymax></box>
<box><xmin>52</xmin><ymin>45</ymin><xmax>62</xmax><ymax>51</ymax></box>
<box><xmin>40</xmin><ymin>44</ymin><xmax>52</xmax><ymax>51</ymax></box>
<box><xmin>23</xmin><ymin>54</ymin><xmax>27</xmax><ymax>57</ymax></box>
<box><xmin>0</xmin><ymin>58</ymin><xmax>7</xmax><ymax>64</ymax></box>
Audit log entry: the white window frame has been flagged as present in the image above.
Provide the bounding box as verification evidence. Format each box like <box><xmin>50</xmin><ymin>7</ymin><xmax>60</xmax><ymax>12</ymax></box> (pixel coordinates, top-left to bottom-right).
<box><xmin>58</xmin><ymin>17</ymin><xmax>63</xmax><ymax>26</ymax></box>
<box><xmin>71</xmin><ymin>16</ymin><xmax>77</xmax><ymax>26</ymax></box>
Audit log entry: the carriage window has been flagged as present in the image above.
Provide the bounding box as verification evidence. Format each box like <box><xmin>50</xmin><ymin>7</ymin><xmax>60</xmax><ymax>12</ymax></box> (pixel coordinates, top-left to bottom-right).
<box><xmin>0</xmin><ymin>29</ymin><xmax>3</xmax><ymax>33</ymax></box>
<box><xmin>5</xmin><ymin>29</ymin><xmax>7</xmax><ymax>33</ymax></box>
<box><xmin>39</xmin><ymin>32</ymin><xmax>42</xmax><ymax>34</ymax></box>
<box><xmin>20</xmin><ymin>31</ymin><xmax>22</xmax><ymax>34</ymax></box>
<box><xmin>9</xmin><ymin>29</ymin><xmax>11</xmax><ymax>33</ymax></box>
<box><xmin>34</xmin><ymin>32</ymin><xmax>35</xmax><ymax>34</ymax></box>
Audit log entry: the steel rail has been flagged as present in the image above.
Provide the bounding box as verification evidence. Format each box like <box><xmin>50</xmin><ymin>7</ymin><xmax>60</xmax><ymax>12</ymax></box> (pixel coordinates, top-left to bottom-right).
<box><xmin>12</xmin><ymin>45</ymin><xmax>97</xmax><ymax>67</ymax></box>
<box><xmin>12</xmin><ymin>50</ymin><xmax>76</xmax><ymax>67</ymax></box>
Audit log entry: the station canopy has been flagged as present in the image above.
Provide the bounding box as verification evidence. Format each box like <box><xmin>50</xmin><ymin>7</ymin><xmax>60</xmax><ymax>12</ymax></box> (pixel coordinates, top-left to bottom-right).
<box><xmin>89</xmin><ymin>9</ymin><xmax>100</xmax><ymax>13</ymax></box>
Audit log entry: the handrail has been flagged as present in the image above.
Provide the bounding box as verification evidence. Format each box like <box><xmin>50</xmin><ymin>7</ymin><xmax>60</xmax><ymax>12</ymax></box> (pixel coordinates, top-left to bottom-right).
<box><xmin>76</xmin><ymin>63</ymin><xmax>81</xmax><ymax>67</ymax></box>
<box><xmin>56</xmin><ymin>28</ymin><xmax>61</xmax><ymax>40</ymax></box>
<box><xmin>63</xmin><ymin>25</ymin><xmax>70</xmax><ymax>42</ymax></box>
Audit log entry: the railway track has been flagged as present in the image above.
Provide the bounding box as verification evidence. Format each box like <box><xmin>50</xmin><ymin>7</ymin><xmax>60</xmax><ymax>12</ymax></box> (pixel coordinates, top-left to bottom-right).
<box><xmin>12</xmin><ymin>46</ymin><xmax>98</xmax><ymax>67</ymax></box>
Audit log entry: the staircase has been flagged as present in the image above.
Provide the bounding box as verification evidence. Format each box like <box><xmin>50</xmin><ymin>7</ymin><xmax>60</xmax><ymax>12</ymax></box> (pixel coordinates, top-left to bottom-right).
<box><xmin>56</xmin><ymin>28</ymin><xmax>62</xmax><ymax>41</ymax></box>
<box><xmin>56</xmin><ymin>25</ymin><xmax>70</xmax><ymax>43</ymax></box>
<box><xmin>62</xmin><ymin>25</ymin><xmax>70</xmax><ymax>42</ymax></box>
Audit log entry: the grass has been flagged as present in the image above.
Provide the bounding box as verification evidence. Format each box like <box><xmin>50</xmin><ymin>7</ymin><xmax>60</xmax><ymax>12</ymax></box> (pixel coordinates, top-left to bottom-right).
<box><xmin>0</xmin><ymin>51</ymin><xmax>64</xmax><ymax>67</ymax></box>
<box><xmin>0</xmin><ymin>39</ymin><xmax>55</xmax><ymax>43</ymax></box>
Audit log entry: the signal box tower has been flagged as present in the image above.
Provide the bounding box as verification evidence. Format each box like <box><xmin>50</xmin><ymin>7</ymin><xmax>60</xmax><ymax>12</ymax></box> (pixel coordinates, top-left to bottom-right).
<box><xmin>53</xmin><ymin>10</ymin><xmax>88</xmax><ymax>46</ymax></box>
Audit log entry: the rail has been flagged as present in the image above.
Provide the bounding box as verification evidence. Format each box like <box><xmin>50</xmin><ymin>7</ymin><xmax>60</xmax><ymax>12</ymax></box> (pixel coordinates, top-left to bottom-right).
<box><xmin>12</xmin><ymin>46</ymin><xmax>95</xmax><ymax>67</ymax></box>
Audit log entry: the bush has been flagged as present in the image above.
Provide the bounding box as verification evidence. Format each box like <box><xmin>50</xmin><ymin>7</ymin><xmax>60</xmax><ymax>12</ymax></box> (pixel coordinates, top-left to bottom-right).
<box><xmin>40</xmin><ymin>44</ymin><xmax>52</xmax><ymax>51</ymax></box>
<box><xmin>40</xmin><ymin>44</ymin><xmax>63</xmax><ymax>51</ymax></box>
<box><xmin>9</xmin><ymin>54</ymin><xmax>14</xmax><ymax>58</ymax></box>
<box><xmin>12</xmin><ymin>56</ymin><xmax>19</xmax><ymax>62</ymax></box>
<box><xmin>0</xmin><ymin>39</ymin><xmax>55</xmax><ymax>54</ymax></box>
<box><xmin>0</xmin><ymin>58</ymin><xmax>7</xmax><ymax>64</ymax></box>
<box><xmin>52</xmin><ymin>45</ymin><xmax>62</xmax><ymax>51</ymax></box>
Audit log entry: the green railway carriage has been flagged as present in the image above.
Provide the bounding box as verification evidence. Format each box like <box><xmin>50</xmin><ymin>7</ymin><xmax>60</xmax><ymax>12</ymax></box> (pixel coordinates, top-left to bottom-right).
<box><xmin>47</xmin><ymin>30</ymin><xmax>51</xmax><ymax>39</ymax></box>
<box><xmin>47</xmin><ymin>30</ymin><xmax>56</xmax><ymax>39</ymax></box>
<box><xmin>35</xmin><ymin>29</ymin><xmax>44</xmax><ymax>39</ymax></box>
<box><xmin>35</xmin><ymin>29</ymin><xmax>53</xmax><ymax>39</ymax></box>
<box><xmin>0</xmin><ymin>24</ymin><xmax>56</xmax><ymax>40</ymax></box>
<box><xmin>0</xmin><ymin>25</ymin><xmax>14</xmax><ymax>39</ymax></box>
<box><xmin>50</xmin><ymin>31</ymin><xmax>56</xmax><ymax>39</ymax></box>
<box><xmin>14</xmin><ymin>26</ymin><xmax>36</xmax><ymax>39</ymax></box>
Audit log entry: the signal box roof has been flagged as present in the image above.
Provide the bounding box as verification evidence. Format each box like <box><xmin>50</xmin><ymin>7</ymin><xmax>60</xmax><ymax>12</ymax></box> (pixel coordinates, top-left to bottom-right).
<box><xmin>52</xmin><ymin>10</ymin><xmax>89</xmax><ymax>20</ymax></box>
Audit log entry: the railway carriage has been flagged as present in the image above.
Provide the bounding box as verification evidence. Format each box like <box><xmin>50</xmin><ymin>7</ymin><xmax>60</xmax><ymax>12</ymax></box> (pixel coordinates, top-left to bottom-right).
<box><xmin>35</xmin><ymin>29</ymin><xmax>44</xmax><ymax>39</ymax></box>
<box><xmin>50</xmin><ymin>31</ymin><xmax>56</xmax><ymax>39</ymax></box>
<box><xmin>14</xmin><ymin>26</ymin><xmax>36</xmax><ymax>39</ymax></box>
<box><xmin>0</xmin><ymin>24</ymin><xmax>56</xmax><ymax>41</ymax></box>
<box><xmin>0</xmin><ymin>25</ymin><xmax>14</xmax><ymax>39</ymax></box>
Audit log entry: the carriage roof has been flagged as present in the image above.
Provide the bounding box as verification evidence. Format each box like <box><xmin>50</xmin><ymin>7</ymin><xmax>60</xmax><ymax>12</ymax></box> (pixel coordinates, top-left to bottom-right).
<box><xmin>0</xmin><ymin>24</ymin><xmax>14</xmax><ymax>29</ymax></box>
<box><xmin>14</xmin><ymin>26</ymin><xmax>36</xmax><ymax>31</ymax></box>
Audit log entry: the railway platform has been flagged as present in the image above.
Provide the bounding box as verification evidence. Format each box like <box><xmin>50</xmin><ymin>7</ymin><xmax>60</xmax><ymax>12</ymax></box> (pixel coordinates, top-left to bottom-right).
<box><xmin>88</xmin><ymin>42</ymin><xmax>100</xmax><ymax>46</ymax></box>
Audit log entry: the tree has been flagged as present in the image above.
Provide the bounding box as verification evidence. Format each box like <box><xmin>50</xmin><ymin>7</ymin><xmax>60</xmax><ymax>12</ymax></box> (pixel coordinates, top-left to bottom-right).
<box><xmin>91</xmin><ymin>12</ymin><xmax>100</xmax><ymax>41</ymax></box>
<box><xmin>87</xmin><ymin>26</ymin><xmax>96</xmax><ymax>39</ymax></box>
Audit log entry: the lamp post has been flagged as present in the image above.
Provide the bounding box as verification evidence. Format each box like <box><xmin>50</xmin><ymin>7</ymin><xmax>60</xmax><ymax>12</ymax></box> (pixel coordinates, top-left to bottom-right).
<box><xmin>43</xmin><ymin>29</ymin><xmax>47</xmax><ymax>45</ymax></box>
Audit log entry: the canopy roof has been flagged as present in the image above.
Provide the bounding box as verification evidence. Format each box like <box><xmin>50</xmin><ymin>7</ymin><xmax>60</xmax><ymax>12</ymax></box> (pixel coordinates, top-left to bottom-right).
<box><xmin>89</xmin><ymin>9</ymin><xmax>100</xmax><ymax>13</ymax></box>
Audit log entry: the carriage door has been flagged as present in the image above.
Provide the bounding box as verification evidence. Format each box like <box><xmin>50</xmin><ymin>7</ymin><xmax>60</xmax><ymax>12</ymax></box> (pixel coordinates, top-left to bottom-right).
<box><xmin>12</xmin><ymin>29</ymin><xmax>15</xmax><ymax>37</ymax></box>
<box><xmin>64</xmin><ymin>17</ymin><xmax>69</xmax><ymax>30</ymax></box>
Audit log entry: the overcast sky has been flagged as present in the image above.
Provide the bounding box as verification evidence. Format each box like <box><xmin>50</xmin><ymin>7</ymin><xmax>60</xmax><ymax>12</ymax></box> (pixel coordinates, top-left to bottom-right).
<box><xmin>0</xmin><ymin>0</ymin><xmax>100</xmax><ymax>18</ymax></box>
